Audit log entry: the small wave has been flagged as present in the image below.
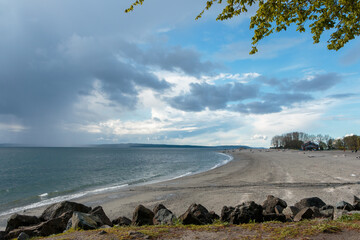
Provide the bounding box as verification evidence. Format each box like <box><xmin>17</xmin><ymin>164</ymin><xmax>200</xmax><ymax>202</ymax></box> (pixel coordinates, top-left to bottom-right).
<box><xmin>38</xmin><ymin>193</ymin><xmax>48</xmax><ymax>199</ymax></box>
<box><xmin>170</xmin><ymin>172</ymin><xmax>192</xmax><ymax>180</ymax></box>
<box><xmin>0</xmin><ymin>184</ymin><xmax>129</xmax><ymax>217</ymax></box>
<box><xmin>211</xmin><ymin>152</ymin><xmax>233</xmax><ymax>170</ymax></box>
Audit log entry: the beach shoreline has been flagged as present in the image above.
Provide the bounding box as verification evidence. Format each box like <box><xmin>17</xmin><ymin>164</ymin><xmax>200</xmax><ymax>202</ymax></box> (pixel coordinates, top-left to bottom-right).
<box><xmin>2</xmin><ymin>149</ymin><xmax>360</xmax><ymax>230</ymax></box>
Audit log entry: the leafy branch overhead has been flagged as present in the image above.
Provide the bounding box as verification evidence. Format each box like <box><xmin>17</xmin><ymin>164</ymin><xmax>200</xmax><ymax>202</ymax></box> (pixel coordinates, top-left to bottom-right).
<box><xmin>126</xmin><ymin>0</ymin><xmax>360</xmax><ymax>54</ymax></box>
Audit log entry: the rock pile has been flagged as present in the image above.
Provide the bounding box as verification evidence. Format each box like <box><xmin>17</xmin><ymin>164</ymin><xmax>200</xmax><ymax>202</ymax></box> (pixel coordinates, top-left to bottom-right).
<box><xmin>2</xmin><ymin>195</ymin><xmax>360</xmax><ymax>239</ymax></box>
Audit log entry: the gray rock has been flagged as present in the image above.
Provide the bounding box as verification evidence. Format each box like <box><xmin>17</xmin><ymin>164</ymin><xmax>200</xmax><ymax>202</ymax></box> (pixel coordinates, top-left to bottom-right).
<box><xmin>5</xmin><ymin>214</ymin><xmax>40</xmax><ymax>233</ymax></box>
<box><xmin>293</xmin><ymin>207</ymin><xmax>314</xmax><ymax>221</ymax></box>
<box><xmin>282</xmin><ymin>206</ymin><xmax>299</xmax><ymax>218</ymax></box>
<box><xmin>112</xmin><ymin>216</ymin><xmax>131</xmax><ymax>226</ymax></box>
<box><xmin>40</xmin><ymin>201</ymin><xmax>91</xmax><ymax>221</ymax></box>
<box><xmin>294</xmin><ymin>197</ymin><xmax>326</xmax><ymax>210</ymax></box>
<box><xmin>128</xmin><ymin>231</ymin><xmax>151</xmax><ymax>239</ymax></box>
<box><xmin>153</xmin><ymin>203</ymin><xmax>167</xmax><ymax>215</ymax></box>
<box><xmin>336</xmin><ymin>201</ymin><xmax>354</xmax><ymax>211</ymax></box>
<box><xmin>153</xmin><ymin>208</ymin><xmax>176</xmax><ymax>225</ymax></box>
<box><xmin>262</xmin><ymin>195</ymin><xmax>287</xmax><ymax>214</ymax></box>
<box><xmin>70</xmin><ymin>211</ymin><xmax>103</xmax><ymax>230</ymax></box>
<box><xmin>98</xmin><ymin>230</ymin><xmax>107</xmax><ymax>235</ymax></box>
<box><xmin>132</xmin><ymin>205</ymin><xmax>154</xmax><ymax>226</ymax></box>
<box><xmin>17</xmin><ymin>232</ymin><xmax>30</xmax><ymax>240</ymax></box>
<box><xmin>89</xmin><ymin>206</ymin><xmax>112</xmax><ymax>227</ymax></box>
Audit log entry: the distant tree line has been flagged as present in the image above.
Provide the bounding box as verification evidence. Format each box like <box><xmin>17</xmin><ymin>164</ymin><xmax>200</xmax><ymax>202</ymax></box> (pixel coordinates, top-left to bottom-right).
<box><xmin>271</xmin><ymin>132</ymin><xmax>360</xmax><ymax>151</ymax></box>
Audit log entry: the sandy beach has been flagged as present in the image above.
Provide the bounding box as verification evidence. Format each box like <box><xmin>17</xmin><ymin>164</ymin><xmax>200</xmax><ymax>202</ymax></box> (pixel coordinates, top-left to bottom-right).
<box><xmin>2</xmin><ymin>149</ymin><xmax>360</xmax><ymax>230</ymax></box>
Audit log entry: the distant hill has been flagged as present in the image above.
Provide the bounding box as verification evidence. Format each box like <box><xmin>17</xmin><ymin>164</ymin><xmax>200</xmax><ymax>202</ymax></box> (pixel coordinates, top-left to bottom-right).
<box><xmin>92</xmin><ymin>143</ymin><xmax>252</xmax><ymax>150</ymax></box>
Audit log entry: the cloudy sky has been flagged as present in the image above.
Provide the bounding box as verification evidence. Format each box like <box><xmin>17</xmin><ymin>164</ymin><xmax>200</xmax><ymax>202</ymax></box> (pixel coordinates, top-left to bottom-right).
<box><xmin>0</xmin><ymin>0</ymin><xmax>359</xmax><ymax>147</ymax></box>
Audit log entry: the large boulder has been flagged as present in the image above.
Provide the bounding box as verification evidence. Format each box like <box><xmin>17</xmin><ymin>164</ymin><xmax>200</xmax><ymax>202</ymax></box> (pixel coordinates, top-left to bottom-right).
<box><xmin>112</xmin><ymin>216</ymin><xmax>132</xmax><ymax>226</ymax></box>
<box><xmin>69</xmin><ymin>211</ymin><xmax>103</xmax><ymax>230</ymax></box>
<box><xmin>353</xmin><ymin>195</ymin><xmax>360</xmax><ymax>210</ymax></box>
<box><xmin>40</xmin><ymin>201</ymin><xmax>91</xmax><ymax>221</ymax></box>
<box><xmin>262</xmin><ymin>195</ymin><xmax>287</xmax><ymax>214</ymax></box>
<box><xmin>294</xmin><ymin>197</ymin><xmax>326</xmax><ymax>210</ymax></box>
<box><xmin>89</xmin><ymin>206</ymin><xmax>112</xmax><ymax>227</ymax></box>
<box><xmin>5</xmin><ymin>212</ymin><xmax>71</xmax><ymax>239</ymax></box>
<box><xmin>336</xmin><ymin>201</ymin><xmax>354</xmax><ymax>211</ymax></box>
<box><xmin>5</xmin><ymin>214</ymin><xmax>40</xmax><ymax>233</ymax></box>
<box><xmin>153</xmin><ymin>208</ymin><xmax>177</xmax><ymax>225</ymax></box>
<box><xmin>179</xmin><ymin>211</ymin><xmax>202</xmax><ymax>225</ymax></box>
<box><xmin>132</xmin><ymin>205</ymin><xmax>154</xmax><ymax>226</ymax></box>
<box><xmin>221</xmin><ymin>201</ymin><xmax>263</xmax><ymax>224</ymax></box>
<box><xmin>179</xmin><ymin>203</ymin><xmax>213</xmax><ymax>225</ymax></box>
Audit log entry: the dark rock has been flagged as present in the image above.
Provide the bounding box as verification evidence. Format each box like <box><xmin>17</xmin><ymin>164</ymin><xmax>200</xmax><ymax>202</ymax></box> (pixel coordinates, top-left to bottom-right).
<box><xmin>220</xmin><ymin>206</ymin><xmax>235</xmax><ymax>223</ymax></box>
<box><xmin>294</xmin><ymin>197</ymin><xmax>326</xmax><ymax>210</ymax></box>
<box><xmin>282</xmin><ymin>206</ymin><xmax>299</xmax><ymax>218</ymax></box>
<box><xmin>112</xmin><ymin>216</ymin><xmax>132</xmax><ymax>226</ymax></box>
<box><xmin>336</xmin><ymin>201</ymin><xmax>354</xmax><ymax>211</ymax></box>
<box><xmin>262</xmin><ymin>213</ymin><xmax>286</xmax><ymax>222</ymax></box>
<box><xmin>17</xmin><ymin>232</ymin><xmax>30</xmax><ymax>240</ymax></box>
<box><xmin>293</xmin><ymin>207</ymin><xmax>314</xmax><ymax>221</ymax></box>
<box><xmin>179</xmin><ymin>211</ymin><xmax>202</xmax><ymax>225</ymax></box>
<box><xmin>5</xmin><ymin>214</ymin><xmax>40</xmax><ymax>233</ymax></box>
<box><xmin>153</xmin><ymin>208</ymin><xmax>176</xmax><ymax>225</ymax></box>
<box><xmin>153</xmin><ymin>203</ymin><xmax>168</xmax><ymax>215</ymax></box>
<box><xmin>185</xmin><ymin>203</ymin><xmax>213</xmax><ymax>224</ymax></box>
<box><xmin>40</xmin><ymin>201</ymin><xmax>91</xmax><ymax>221</ymax></box>
<box><xmin>320</xmin><ymin>205</ymin><xmax>334</xmax><ymax>210</ymax></box>
<box><xmin>132</xmin><ymin>205</ymin><xmax>154</xmax><ymax>226</ymax></box>
<box><xmin>208</xmin><ymin>211</ymin><xmax>220</xmax><ymax>221</ymax></box>
<box><xmin>98</xmin><ymin>230</ymin><xmax>107</xmax><ymax>235</ymax></box>
<box><xmin>70</xmin><ymin>211</ymin><xmax>103</xmax><ymax>230</ymax></box>
<box><xmin>89</xmin><ymin>206</ymin><xmax>112</xmax><ymax>227</ymax></box>
<box><xmin>319</xmin><ymin>206</ymin><xmax>334</xmax><ymax>219</ymax></box>
<box><xmin>225</xmin><ymin>201</ymin><xmax>263</xmax><ymax>224</ymax></box>
<box><xmin>353</xmin><ymin>195</ymin><xmax>360</xmax><ymax>210</ymax></box>
<box><xmin>262</xmin><ymin>195</ymin><xmax>287</xmax><ymax>214</ymax></box>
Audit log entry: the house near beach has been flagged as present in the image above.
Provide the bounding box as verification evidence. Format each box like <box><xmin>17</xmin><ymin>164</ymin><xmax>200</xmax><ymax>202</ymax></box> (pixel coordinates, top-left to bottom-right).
<box><xmin>301</xmin><ymin>141</ymin><xmax>319</xmax><ymax>151</ymax></box>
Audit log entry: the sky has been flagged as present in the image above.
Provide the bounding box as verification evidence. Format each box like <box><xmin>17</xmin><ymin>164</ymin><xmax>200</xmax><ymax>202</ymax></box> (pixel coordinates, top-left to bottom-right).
<box><xmin>0</xmin><ymin>0</ymin><xmax>359</xmax><ymax>147</ymax></box>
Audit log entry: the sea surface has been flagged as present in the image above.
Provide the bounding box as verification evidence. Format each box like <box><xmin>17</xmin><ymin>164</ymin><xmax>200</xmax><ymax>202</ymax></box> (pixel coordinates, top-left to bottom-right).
<box><xmin>0</xmin><ymin>147</ymin><xmax>232</xmax><ymax>217</ymax></box>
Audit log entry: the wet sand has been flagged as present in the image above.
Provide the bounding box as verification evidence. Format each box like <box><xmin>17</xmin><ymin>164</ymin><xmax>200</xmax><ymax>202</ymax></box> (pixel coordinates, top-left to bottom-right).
<box><xmin>1</xmin><ymin>149</ymin><xmax>360</xmax><ymax>230</ymax></box>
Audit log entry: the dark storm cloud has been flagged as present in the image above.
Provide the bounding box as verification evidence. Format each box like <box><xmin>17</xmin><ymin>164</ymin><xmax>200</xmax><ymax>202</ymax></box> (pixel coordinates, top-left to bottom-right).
<box><xmin>231</xmin><ymin>93</ymin><xmax>313</xmax><ymax>114</ymax></box>
<box><xmin>0</xmin><ymin>0</ymin><xmax>217</xmax><ymax>145</ymax></box>
<box><xmin>257</xmin><ymin>73</ymin><xmax>342</xmax><ymax>92</ymax></box>
<box><xmin>168</xmin><ymin>82</ymin><xmax>259</xmax><ymax>111</ymax></box>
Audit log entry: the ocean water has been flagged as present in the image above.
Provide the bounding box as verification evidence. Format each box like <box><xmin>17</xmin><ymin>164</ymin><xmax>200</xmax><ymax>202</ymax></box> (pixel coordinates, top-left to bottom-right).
<box><xmin>0</xmin><ymin>147</ymin><xmax>232</xmax><ymax>217</ymax></box>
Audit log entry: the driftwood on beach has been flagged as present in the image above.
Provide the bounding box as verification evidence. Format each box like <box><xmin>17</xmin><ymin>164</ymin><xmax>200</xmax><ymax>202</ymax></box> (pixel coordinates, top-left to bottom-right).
<box><xmin>2</xmin><ymin>194</ymin><xmax>360</xmax><ymax>240</ymax></box>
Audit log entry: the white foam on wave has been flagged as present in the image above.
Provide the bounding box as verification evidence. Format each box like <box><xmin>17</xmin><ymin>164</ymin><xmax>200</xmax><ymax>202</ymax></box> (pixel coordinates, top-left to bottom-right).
<box><xmin>0</xmin><ymin>184</ymin><xmax>128</xmax><ymax>217</ymax></box>
<box><xmin>170</xmin><ymin>172</ymin><xmax>192</xmax><ymax>180</ymax></box>
<box><xmin>211</xmin><ymin>152</ymin><xmax>233</xmax><ymax>170</ymax></box>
